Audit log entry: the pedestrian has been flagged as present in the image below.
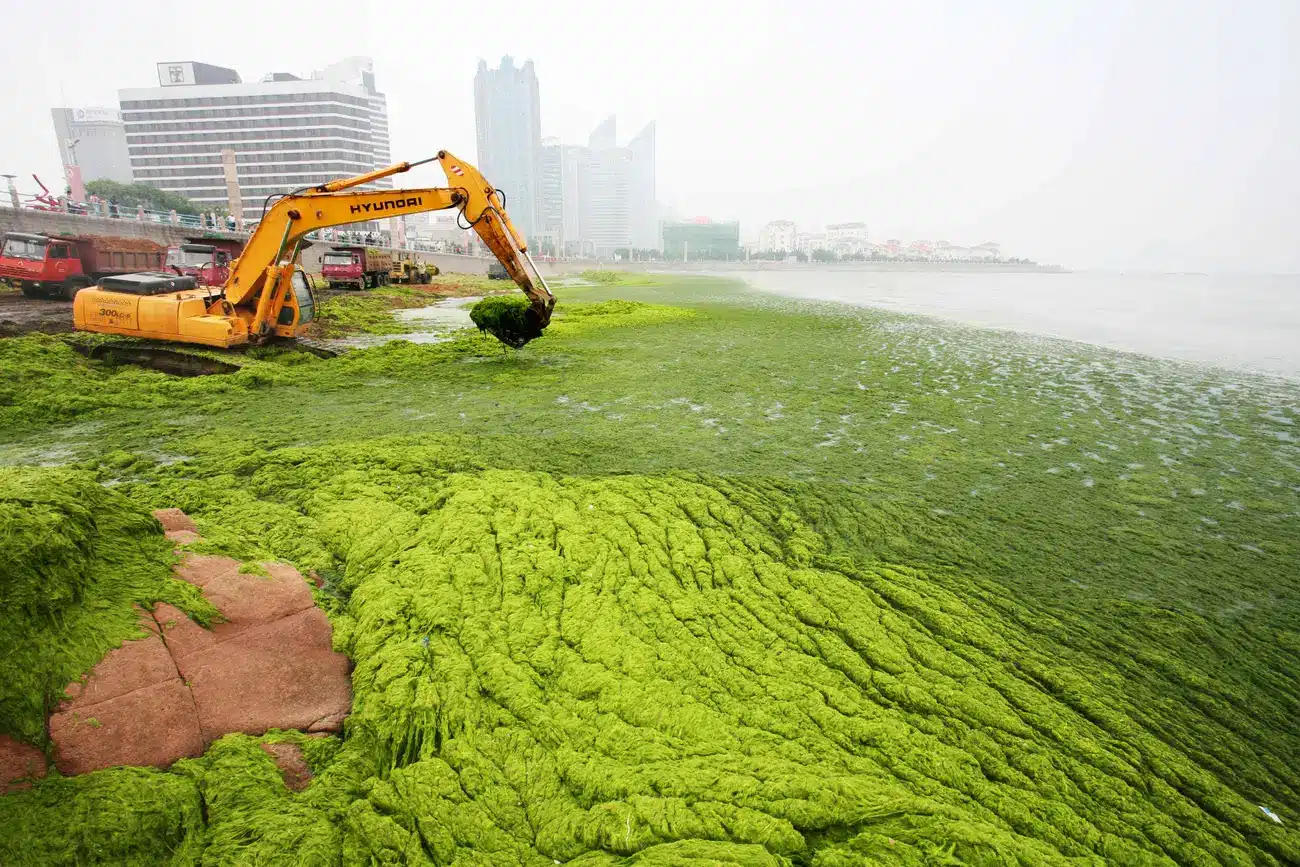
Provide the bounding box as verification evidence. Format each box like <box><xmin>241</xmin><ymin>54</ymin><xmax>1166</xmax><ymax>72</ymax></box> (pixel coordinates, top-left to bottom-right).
<box><xmin>109</xmin><ymin>199</ymin><xmax>119</xmax><ymax>218</ymax></box>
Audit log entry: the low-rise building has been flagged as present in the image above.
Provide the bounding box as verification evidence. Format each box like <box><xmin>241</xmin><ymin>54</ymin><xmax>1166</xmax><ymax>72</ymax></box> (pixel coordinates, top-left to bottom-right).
<box><xmin>797</xmin><ymin>232</ymin><xmax>827</xmax><ymax>253</ymax></box>
<box><xmin>758</xmin><ymin>220</ymin><xmax>797</xmax><ymax>253</ymax></box>
<box><xmin>826</xmin><ymin>221</ymin><xmax>869</xmax><ymax>255</ymax></box>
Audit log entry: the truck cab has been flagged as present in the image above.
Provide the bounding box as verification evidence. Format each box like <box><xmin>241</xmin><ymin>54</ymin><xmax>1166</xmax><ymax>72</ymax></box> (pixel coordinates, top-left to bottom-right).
<box><xmin>0</xmin><ymin>233</ymin><xmax>88</xmax><ymax>298</ymax></box>
<box><xmin>165</xmin><ymin>243</ymin><xmax>231</xmax><ymax>287</ymax></box>
<box><xmin>322</xmin><ymin>249</ymin><xmax>365</xmax><ymax>291</ymax></box>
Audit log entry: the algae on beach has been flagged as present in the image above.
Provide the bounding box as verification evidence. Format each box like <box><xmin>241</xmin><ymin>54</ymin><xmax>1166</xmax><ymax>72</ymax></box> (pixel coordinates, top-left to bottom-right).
<box><xmin>0</xmin><ymin>276</ymin><xmax>1297</xmax><ymax>864</ymax></box>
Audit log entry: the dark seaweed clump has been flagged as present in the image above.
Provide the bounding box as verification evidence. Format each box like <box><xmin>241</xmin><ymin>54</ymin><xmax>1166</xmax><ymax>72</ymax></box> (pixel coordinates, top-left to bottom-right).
<box><xmin>469</xmin><ymin>295</ymin><xmax>545</xmax><ymax>348</ymax></box>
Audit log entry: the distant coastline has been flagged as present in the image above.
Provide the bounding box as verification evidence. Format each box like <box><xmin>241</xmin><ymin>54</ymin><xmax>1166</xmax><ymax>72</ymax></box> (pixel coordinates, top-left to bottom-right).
<box><xmin>549</xmin><ymin>261</ymin><xmax>1069</xmax><ymax>275</ymax></box>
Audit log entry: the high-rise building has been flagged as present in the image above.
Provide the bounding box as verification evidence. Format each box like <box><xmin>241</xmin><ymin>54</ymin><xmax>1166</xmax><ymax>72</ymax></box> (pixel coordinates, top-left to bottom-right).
<box><xmin>50</xmin><ymin>107</ymin><xmax>133</xmax><ymax>184</ymax></box>
<box><xmin>561</xmin><ymin>145</ymin><xmax>588</xmax><ymax>256</ymax></box>
<box><xmin>576</xmin><ymin>116</ymin><xmax>658</xmax><ymax>255</ymax></box>
<box><xmin>588</xmin><ymin>115</ymin><xmax>617</xmax><ymax>150</ymax></box>
<box><xmin>539</xmin><ymin>137</ymin><xmax>564</xmax><ymax>253</ymax></box>
<box><xmin>313</xmin><ymin>57</ymin><xmax>390</xmax><ymax>169</ymax></box>
<box><xmin>474</xmin><ymin>56</ymin><xmax>542</xmax><ymax>240</ymax></box>
<box><xmin>627</xmin><ymin>122</ymin><xmax>658</xmax><ymax>251</ymax></box>
<box><xmin>582</xmin><ymin>117</ymin><xmax>631</xmax><ymax>254</ymax></box>
<box><xmin>117</xmin><ymin>59</ymin><xmax>390</xmax><ymax>222</ymax></box>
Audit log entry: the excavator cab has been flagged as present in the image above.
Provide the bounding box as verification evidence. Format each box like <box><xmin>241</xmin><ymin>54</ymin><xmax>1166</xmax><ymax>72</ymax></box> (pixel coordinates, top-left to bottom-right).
<box><xmin>273</xmin><ymin>268</ymin><xmax>317</xmax><ymax>333</ymax></box>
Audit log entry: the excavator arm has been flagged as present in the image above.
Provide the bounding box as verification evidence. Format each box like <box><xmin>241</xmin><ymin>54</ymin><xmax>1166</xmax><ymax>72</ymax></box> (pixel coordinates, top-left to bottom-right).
<box><xmin>225</xmin><ymin>151</ymin><xmax>554</xmax><ymax>340</ymax></box>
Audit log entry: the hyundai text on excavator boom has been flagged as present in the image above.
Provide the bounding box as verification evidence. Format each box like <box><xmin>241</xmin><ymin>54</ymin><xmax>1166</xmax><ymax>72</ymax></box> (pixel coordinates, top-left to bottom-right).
<box><xmin>72</xmin><ymin>152</ymin><xmax>555</xmax><ymax>348</ymax></box>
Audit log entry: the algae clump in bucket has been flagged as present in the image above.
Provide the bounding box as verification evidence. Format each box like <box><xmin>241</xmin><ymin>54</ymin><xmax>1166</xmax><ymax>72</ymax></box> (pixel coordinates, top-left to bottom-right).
<box><xmin>469</xmin><ymin>295</ymin><xmax>545</xmax><ymax>348</ymax></box>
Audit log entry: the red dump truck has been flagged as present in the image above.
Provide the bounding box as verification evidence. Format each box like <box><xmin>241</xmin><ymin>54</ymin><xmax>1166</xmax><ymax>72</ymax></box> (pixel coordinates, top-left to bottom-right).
<box><xmin>164</xmin><ymin>239</ymin><xmax>244</xmax><ymax>287</ymax></box>
<box><xmin>321</xmin><ymin>245</ymin><xmax>394</xmax><ymax>290</ymax></box>
<box><xmin>0</xmin><ymin>232</ymin><xmax>167</xmax><ymax>299</ymax></box>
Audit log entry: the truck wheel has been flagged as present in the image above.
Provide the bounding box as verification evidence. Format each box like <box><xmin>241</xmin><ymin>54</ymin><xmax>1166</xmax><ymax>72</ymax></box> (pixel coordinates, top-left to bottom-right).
<box><xmin>62</xmin><ymin>277</ymin><xmax>91</xmax><ymax>300</ymax></box>
<box><xmin>20</xmin><ymin>284</ymin><xmax>44</xmax><ymax>298</ymax></box>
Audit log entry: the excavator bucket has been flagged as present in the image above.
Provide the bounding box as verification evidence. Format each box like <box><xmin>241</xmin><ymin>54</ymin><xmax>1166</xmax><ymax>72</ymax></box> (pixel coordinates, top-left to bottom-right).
<box><xmin>436</xmin><ymin>152</ymin><xmax>555</xmax><ymax>346</ymax></box>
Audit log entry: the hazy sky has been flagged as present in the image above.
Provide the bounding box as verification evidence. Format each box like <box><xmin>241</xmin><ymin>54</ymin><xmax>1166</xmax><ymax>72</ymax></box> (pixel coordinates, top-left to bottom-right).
<box><xmin>1</xmin><ymin>1</ymin><xmax>1296</xmax><ymax>271</ymax></box>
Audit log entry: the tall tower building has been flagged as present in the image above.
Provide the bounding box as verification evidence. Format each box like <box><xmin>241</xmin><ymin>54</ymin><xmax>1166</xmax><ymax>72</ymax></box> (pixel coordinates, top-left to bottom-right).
<box><xmin>582</xmin><ymin>117</ymin><xmax>631</xmax><ymax>255</ymax></box>
<box><xmin>627</xmin><ymin>122</ymin><xmax>657</xmax><ymax>251</ymax></box>
<box><xmin>539</xmin><ymin>138</ymin><xmax>565</xmax><ymax>254</ymax></box>
<box><xmin>118</xmin><ymin>59</ymin><xmax>391</xmax><ymax>223</ymax></box>
<box><xmin>473</xmin><ymin>57</ymin><xmax>542</xmax><ymax>240</ymax></box>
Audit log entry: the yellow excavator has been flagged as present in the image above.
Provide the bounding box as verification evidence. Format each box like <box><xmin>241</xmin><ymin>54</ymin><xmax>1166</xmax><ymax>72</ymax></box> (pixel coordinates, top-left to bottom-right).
<box><xmin>72</xmin><ymin>152</ymin><xmax>554</xmax><ymax>348</ymax></box>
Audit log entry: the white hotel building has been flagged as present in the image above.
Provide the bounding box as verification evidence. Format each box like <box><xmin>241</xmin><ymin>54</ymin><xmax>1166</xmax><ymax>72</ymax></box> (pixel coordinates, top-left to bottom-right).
<box><xmin>118</xmin><ymin>58</ymin><xmax>390</xmax><ymax>224</ymax></box>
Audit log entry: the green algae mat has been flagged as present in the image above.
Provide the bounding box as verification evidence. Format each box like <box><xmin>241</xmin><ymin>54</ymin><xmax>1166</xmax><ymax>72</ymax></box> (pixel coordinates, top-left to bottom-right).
<box><xmin>0</xmin><ymin>276</ymin><xmax>1298</xmax><ymax>865</ymax></box>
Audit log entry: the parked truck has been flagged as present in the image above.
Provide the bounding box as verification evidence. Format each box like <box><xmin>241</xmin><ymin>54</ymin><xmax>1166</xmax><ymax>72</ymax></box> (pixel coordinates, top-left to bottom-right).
<box><xmin>0</xmin><ymin>232</ymin><xmax>167</xmax><ymax>299</ymax></box>
<box><xmin>320</xmin><ymin>245</ymin><xmax>394</xmax><ymax>290</ymax></box>
<box><xmin>164</xmin><ymin>239</ymin><xmax>244</xmax><ymax>287</ymax></box>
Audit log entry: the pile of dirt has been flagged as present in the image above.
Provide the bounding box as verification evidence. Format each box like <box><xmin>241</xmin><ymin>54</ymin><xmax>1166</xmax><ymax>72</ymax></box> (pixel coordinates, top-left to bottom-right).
<box><xmin>469</xmin><ymin>294</ymin><xmax>545</xmax><ymax>347</ymax></box>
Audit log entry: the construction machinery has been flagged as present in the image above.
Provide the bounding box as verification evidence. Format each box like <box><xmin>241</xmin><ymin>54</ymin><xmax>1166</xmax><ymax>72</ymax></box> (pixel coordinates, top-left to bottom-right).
<box><xmin>389</xmin><ymin>254</ymin><xmax>436</xmax><ymax>285</ymax></box>
<box><xmin>73</xmin><ymin>152</ymin><xmax>554</xmax><ymax>348</ymax></box>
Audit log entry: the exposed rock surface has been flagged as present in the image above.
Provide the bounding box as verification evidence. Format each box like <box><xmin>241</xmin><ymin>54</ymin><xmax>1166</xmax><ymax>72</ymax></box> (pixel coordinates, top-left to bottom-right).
<box><xmin>46</xmin><ymin>510</ymin><xmax>352</xmax><ymax>775</ymax></box>
<box><xmin>0</xmin><ymin>735</ymin><xmax>46</xmax><ymax>793</ymax></box>
<box><xmin>259</xmin><ymin>742</ymin><xmax>313</xmax><ymax>792</ymax></box>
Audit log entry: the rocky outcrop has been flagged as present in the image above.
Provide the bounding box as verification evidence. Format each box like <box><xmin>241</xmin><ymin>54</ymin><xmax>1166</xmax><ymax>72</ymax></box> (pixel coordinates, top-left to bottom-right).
<box><xmin>47</xmin><ymin>511</ymin><xmax>351</xmax><ymax>776</ymax></box>
<box><xmin>0</xmin><ymin>735</ymin><xmax>46</xmax><ymax>793</ymax></box>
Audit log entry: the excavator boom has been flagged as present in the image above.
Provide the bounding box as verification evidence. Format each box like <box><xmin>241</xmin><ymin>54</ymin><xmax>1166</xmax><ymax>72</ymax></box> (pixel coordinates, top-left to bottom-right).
<box><xmin>73</xmin><ymin>152</ymin><xmax>555</xmax><ymax>348</ymax></box>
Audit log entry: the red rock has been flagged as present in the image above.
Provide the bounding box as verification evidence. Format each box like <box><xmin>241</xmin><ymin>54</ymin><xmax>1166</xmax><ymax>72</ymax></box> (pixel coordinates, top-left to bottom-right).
<box><xmin>307</xmin><ymin>711</ymin><xmax>348</xmax><ymax>734</ymax></box>
<box><xmin>60</xmin><ymin>627</ymin><xmax>177</xmax><ymax>712</ymax></box>
<box><xmin>175</xmin><ymin>553</ymin><xmax>241</xmax><ymax>587</ymax></box>
<box><xmin>182</xmin><ymin>608</ymin><xmax>351</xmax><ymax>742</ymax></box>
<box><xmin>166</xmin><ymin>529</ymin><xmax>204</xmax><ymax>545</ymax></box>
<box><xmin>152</xmin><ymin>602</ymin><xmax>219</xmax><ymax>661</ymax></box>
<box><xmin>50</xmin><ymin>679</ymin><xmax>203</xmax><ymax>775</ymax></box>
<box><xmin>135</xmin><ymin>604</ymin><xmax>162</xmax><ymax>637</ymax></box>
<box><xmin>198</xmin><ymin>564</ymin><xmax>315</xmax><ymax>641</ymax></box>
<box><xmin>0</xmin><ymin>735</ymin><xmax>46</xmax><ymax>793</ymax></box>
<box><xmin>260</xmin><ymin>742</ymin><xmax>313</xmax><ymax>792</ymax></box>
<box><xmin>153</xmin><ymin>508</ymin><xmax>198</xmax><ymax>533</ymax></box>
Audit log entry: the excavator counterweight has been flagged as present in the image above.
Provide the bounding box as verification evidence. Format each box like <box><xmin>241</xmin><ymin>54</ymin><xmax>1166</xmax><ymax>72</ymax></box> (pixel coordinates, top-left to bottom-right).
<box><xmin>73</xmin><ymin>153</ymin><xmax>555</xmax><ymax>349</ymax></box>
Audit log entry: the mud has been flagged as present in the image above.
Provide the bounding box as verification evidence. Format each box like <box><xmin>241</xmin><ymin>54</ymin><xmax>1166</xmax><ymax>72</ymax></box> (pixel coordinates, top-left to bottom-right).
<box><xmin>0</xmin><ymin>293</ymin><xmax>73</xmax><ymax>338</ymax></box>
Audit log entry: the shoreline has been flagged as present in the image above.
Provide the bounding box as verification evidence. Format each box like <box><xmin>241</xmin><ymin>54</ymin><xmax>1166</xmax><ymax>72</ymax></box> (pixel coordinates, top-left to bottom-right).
<box><xmin>543</xmin><ymin>260</ymin><xmax>1067</xmax><ymax>275</ymax></box>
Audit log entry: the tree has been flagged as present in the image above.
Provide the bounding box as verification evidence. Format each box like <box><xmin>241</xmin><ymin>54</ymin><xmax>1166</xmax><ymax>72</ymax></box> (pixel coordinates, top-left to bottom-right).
<box><xmin>811</xmin><ymin>249</ymin><xmax>838</xmax><ymax>263</ymax></box>
<box><xmin>84</xmin><ymin>179</ymin><xmax>203</xmax><ymax>215</ymax></box>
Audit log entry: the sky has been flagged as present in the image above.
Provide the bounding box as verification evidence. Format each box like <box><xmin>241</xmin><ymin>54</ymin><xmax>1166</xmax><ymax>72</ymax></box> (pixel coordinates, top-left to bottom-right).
<box><xmin>1</xmin><ymin>0</ymin><xmax>1297</xmax><ymax>272</ymax></box>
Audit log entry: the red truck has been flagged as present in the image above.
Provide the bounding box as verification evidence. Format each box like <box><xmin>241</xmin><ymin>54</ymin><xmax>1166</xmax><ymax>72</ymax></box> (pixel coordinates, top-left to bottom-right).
<box><xmin>164</xmin><ymin>239</ymin><xmax>244</xmax><ymax>287</ymax></box>
<box><xmin>0</xmin><ymin>232</ymin><xmax>167</xmax><ymax>299</ymax></box>
<box><xmin>321</xmin><ymin>245</ymin><xmax>394</xmax><ymax>290</ymax></box>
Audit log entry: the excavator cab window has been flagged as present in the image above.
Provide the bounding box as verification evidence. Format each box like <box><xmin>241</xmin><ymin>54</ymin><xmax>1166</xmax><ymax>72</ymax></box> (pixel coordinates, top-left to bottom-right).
<box><xmin>291</xmin><ymin>269</ymin><xmax>315</xmax><ymax>324</ymax></box>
